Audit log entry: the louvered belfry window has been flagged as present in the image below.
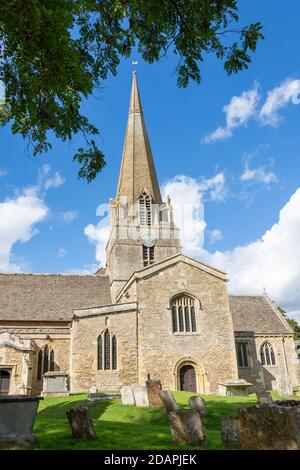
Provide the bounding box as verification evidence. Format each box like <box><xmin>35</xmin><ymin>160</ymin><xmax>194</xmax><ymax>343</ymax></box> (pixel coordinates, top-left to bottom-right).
<box><xmin>171</xmin><ymin>296</ymin><xmax>198</xmax><ymax>333</ymax></box>
<box><xmin>139</xmin><ymin>191</ymin><xmax>152</xmax><ymax>226</ymax></box>
<box><xmin>97</xmin><ymin>329</ymin><xmax>117</xmax><ymax>371</ymax></box>
<box><xmin>143</xmin><ymin>245</ymin><xmax>155</xmax><ymax>267</ymax></box>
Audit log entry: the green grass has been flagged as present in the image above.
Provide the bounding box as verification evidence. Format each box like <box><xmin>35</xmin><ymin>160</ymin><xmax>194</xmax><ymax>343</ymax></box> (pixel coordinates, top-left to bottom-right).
<box><xmin>22</xmin><ymin>390</ymin><xmax>297</xmax><ymax>450</ymax></box>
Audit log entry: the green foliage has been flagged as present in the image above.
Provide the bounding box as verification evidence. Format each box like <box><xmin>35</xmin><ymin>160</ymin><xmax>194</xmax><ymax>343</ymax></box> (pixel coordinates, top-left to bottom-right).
<box><xmin>0</xmin><ymin>1</ymin><xmax>263</xmax><ymax>181</ymax></box>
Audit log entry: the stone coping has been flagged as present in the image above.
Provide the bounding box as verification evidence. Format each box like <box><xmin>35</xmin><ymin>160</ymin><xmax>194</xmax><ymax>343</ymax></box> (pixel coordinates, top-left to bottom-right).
<box><xmin>43</xmin><ymin>372</ymin><xmax>69</xmax><ymax>377</ymax></box>
<box><xmin>0</xmin><ymin>395</ymin><xmax>43</xmax><ymax>403</ymax></box>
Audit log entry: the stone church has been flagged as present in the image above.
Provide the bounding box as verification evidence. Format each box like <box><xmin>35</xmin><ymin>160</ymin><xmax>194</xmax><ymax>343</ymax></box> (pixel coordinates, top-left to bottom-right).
<box><xmin>0</xmin><ymin>73</ymin><xmax>299</xmax><ymax>397</ymax></box>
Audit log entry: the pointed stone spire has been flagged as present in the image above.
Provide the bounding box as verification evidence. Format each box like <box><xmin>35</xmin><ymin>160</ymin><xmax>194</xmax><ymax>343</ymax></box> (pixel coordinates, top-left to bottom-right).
<box><xmin>116</xmin><ymin>71</ymin><xmax>162</xmax><ymax>207</ymax></box>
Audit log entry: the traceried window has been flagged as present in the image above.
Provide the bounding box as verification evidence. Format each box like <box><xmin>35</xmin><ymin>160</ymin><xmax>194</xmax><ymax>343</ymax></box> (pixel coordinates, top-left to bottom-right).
<box><xmin>171</xmin><ymin>295</ymin><xmax>198</xmax><ymax>333</ymax></box>
<box><xmin>236</xmin><ymin>342</ymin><xmax>249</xmax><ymax>368</ymax></box>
<box><xmin>97</xmin><ymin>329</ymin><xmax>117</xmax><ymax>371</ymax></box>
<box><xmin>260</xmin><ymin>342</ymin><xmax>276</xmax><ymax>366</ymax></box>
<box><xmin>37</xmin><ymin>345</ymin><xmax>55</xmax><ymax>380</ymax></box>
<box><xmin>143</xmin><ymin>245</ymin><xmax>155</xmax><ymax>267</ymax></box>
<box><xmin>139</xmin><ymin>191</ymin><xmax>152</xmax><ymax>226</ymax></box>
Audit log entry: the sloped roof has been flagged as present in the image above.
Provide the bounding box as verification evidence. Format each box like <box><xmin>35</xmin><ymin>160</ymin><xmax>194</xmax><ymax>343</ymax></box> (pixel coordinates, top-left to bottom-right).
<box><xmin>229</xmin><ymin>295</ymin><xmax>292</xmax><ymax>334</ymax></box>
<box><xmin>0</xmin><ymin>273</ymin><xmax>111</xmax><ymax>322</ymax></box>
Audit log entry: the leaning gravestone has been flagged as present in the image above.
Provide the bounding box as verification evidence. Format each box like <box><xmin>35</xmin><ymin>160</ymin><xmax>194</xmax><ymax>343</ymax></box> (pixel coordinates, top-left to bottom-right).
<box><xmin>276</xmin><ymin>375</ymin><xmax>294</xmax><ymax>397</ymax></box>
<box><xmin>146</xmin><ymin>380</ymin><xmax>163</xmax><ymax>407</ymax></box>
<box><xmin>238</xmin><ymin>404</ymin><xmax>300</xmax><ymax>450</ymax></box>
<box><xmin>188</xmin><ymin>396</ymin><xmax>207</xmax><ymax>416</ymax></box>
<box><xmin>120</xmin><ymin>385</ymin><xmax>135</xmax><ymax>405</ymax></box>
<box><xmin>168</xmin><ymin>410</ymin><xmax>206</xmax><ymax>445</ymax></box>
<box><xmin>220</xmin><ymin>416</ymin><xmax>240</xmax><ymax>447</ymax></box>
<box><xmin>159</xmin><ymin>391</ymin><xmax>180</xmax><ymax>413</ymax></box>
<box><xmin>66</xmin><ymin>405</ymin><xmax>96</xmax><ymax>440</ymax></box>
<box><xmin>132</xmin><ymin>384</ymin><xmax>149</xmax><ymax>407</ymax></box>
<box><xmin>256</xmin><ymin>390</ymin><xmax>273</xmax><ymax>405</ymax></box>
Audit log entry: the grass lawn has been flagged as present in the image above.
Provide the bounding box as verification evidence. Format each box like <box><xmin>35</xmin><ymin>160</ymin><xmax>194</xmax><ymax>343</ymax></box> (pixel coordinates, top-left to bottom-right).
<box><xmin>27</xmin><ymin>390</ymin><xmax>298</xmax><ymax>450</ymax></box>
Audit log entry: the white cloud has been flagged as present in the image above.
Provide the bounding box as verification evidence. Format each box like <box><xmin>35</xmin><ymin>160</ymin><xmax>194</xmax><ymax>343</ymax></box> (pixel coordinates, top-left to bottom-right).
<box><xmin>208</xmin><ymin>229</ymin><xmax>223</xmax><ymax>245</ymax></box>
<box><xmin>241</xmin><ymin>167</ymin><xmax>278</xmax><ymax>185</ymax></box>
<box><xmin>260</xmin><ymin>78</ymin><xmax>300</xmax><ymax>125</ymax></box>
<box><xmin>199</xmin><ymin>188</ymin><xmax>300</xmax><ymax>316</ymax></box>
<box><xmin>0</xmin><ymin>186</ymin><xmax>48</xmax><ymax>271</ymax></box>
<box><xmin>61</xmin><ymin>210</ymin><xmax>79</xmax><ymax>222</ymax></box>
<box><xmin>44</xmin><ymin>171</ymin><xmax>65</xmax><ymax>190</ymax></box>
<box><xmin>84</xmin><ymin>204</ymin><xmax>110</xmax><ymax>267</ymax></box>
<box><xmin>58</xmin><ymin>248</ymin><xmax>67</xmax><ymax>258</ymax></box>
<box><xmin>203</xmin><ymin>84</ymin><xmax>260</xmax><ymax>143</ymax></box>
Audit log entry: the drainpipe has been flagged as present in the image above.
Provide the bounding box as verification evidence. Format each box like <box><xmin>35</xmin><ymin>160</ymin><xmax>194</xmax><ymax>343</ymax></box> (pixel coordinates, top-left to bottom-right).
<box><xmin>281</xmin><ymin>334</ymin><xmax>289</xmax><ymax>375</ymax></box>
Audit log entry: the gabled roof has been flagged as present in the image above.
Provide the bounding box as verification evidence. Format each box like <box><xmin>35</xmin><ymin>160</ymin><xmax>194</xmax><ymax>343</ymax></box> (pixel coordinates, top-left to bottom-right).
<box><xmin>229</xmin><ymin>295</ymin><xmax>293</xmax><ymax>335</ymax></box>
<box><xmin>116</xmin><ymin>253</ymin><xmax>227</xmax><ymax>302</ymax></box>
<box><xmin>116</xmin><ymin>71</ymin><xmax>162</xmax><ymax>206</ymax></box>
<box><xmin>0</xmin><ymin>273</ymin><xmax>112</xmax><ymax>322</ymax></box>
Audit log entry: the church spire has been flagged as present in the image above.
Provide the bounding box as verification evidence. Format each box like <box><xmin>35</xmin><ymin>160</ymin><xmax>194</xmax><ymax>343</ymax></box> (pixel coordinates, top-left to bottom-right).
<box><xmin>116</xmin><ymin>71</ymin><xmax>162</xmax><ymax>206</ymax></box>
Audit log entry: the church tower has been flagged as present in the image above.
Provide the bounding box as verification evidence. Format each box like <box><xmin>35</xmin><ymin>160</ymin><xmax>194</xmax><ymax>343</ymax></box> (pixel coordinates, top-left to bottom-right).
<box><xmin>106</xmin><ymin>71</ymin><xmax>181</xmax><ymax>301</ymax></box>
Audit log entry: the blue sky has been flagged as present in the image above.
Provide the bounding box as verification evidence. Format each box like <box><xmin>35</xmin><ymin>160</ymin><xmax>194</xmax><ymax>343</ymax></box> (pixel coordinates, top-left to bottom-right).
<box><xmin>1</xmin><ymin>1</ymin><xmax>300</xmax><ymax>318</ymax></box>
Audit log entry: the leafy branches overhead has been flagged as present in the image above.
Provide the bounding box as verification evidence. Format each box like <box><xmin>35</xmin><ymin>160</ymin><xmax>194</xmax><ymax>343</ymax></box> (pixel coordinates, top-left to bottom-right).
<box><xmin>0</xmin><ymin>0</ymin><xmax>263</xmax><ymax>181</ymax></box>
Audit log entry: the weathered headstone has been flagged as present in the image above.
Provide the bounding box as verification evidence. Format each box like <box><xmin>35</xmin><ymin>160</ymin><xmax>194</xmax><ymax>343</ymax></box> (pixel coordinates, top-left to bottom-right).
<box><xmin>168</xmin><ymin>410</ymin><xmax>206</xmax><ymax>445</ymax></box>
<box><xmin>89</xmin><ymin>386</ymin><xmax>97</xmax><ymax>395</ymax></box>
<box><xmin>188</xmin><ymin>396</ymin><xmax>207</xmax><ymax>416</ymax></box>
<box><xmin>238</xmin><ymin>404</ymin><xmax>300</xmax><ymax>450</ymax></box>
<box><xmin>159</xmin><ymin>390</ymin><xmax>180</xmax><ymax>413</ymax></box>
<box><xmin>146</xmin><ymin>380</ymin><xmax>163</xmax><ymax>407</ymax></box>
<box><xmin>220</xmin><ymin>416</ymin><xmax>240</xmax><ymax>447</ymax></box>
<box><xmin>132</xmin><ymin>384</ymin><xmax>149</xmax><ymax>407</ymax></box>
<box><xmin>66</xmin><ymin>405</ymin><xmax>96</xmax><ymax>440</ymax></box>
<box><xmin>255</xmin><ymin>389</ymin><xmax>273</xmax><ymax>405</ymax></box>
<box><xmin>120</xmin><ymin>385</ymin><xmax>135</xmax><ymax>405</ymax></box>
<box><xmin>276</xmin><ymin>375</ymin><xmax>294</xmax><ymax>397</ymax></box>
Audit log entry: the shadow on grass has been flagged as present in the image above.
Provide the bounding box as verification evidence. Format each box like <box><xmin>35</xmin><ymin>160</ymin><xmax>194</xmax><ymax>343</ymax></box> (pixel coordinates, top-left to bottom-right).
<box><xmin>30</xmin><ymin>392</ymin><xmax>262</xmax><ymax>450</ymax></box>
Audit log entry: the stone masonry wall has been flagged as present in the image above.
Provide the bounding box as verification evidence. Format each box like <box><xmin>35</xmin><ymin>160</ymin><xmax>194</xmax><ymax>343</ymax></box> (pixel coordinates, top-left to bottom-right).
<box><xmin>70</xmin><ymin>309</ymin><xmax>138</xmax><ymax>392</ymax></box>
<box><xmin>134</xmin><ymin>261</ymin><xmax>238</xmax><ymax>394</ymax></box>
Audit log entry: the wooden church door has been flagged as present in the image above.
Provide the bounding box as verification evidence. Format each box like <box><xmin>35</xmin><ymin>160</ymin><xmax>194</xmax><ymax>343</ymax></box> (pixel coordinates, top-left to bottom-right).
<box><xmin>0</xmin><ymin>370</ymin><xmax>10</xmax><ymax>395</ymax></box>
<box><xmin>179</xmin><ymin>365</ymin><xmax>197</xmax><ymax>392</ymax></box>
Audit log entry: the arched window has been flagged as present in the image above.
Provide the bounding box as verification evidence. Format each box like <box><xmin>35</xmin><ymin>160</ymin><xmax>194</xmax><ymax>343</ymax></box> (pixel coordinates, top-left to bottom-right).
<box><xmin>260</xmin><ymin>342</ymin><xmax>276</xmax><ymax>366</ymax></box>
<box><xmin>171</xmin><ymin>295</ymin><xmax>198</xmax><ymax>334</ymax></box>
<box><xmin>37</xmin><ymin>345</ymin><xmax>55</xmax><ymax>380</ymax></box>
<box><xmin>97</xmin><ymin>329</ymin><xmax>117</xmax><ymax>371</ymax></box>
<box><xmin>139</xmin><ymin>191</ymin><xmax>152</xmax><ymax>226</ymax></box>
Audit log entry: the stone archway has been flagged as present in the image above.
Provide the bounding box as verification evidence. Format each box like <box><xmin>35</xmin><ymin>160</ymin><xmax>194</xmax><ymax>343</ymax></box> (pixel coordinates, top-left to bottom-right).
<box><xmin>173</xmin><ymin>357</ymin><xmax>207</xmax><ymax>394</ymax></box>
<box><xmin>0</xmin><ymin>370</ymin><xmax>10</xmax><ymax>395</ymax></box>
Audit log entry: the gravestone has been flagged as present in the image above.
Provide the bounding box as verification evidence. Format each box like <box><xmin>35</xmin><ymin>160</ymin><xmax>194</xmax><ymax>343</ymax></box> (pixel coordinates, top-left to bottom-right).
<box><xmin>0</xmin><ymin>395</ymin><xmax>43</xmax><ymax>448</ymax></box>
<box><xmin>168</xmin><ymin>410</ymin><xmax>206</xmax><ymax>445</ymax></box>
<box><xmin>89</xmin><ymin>386</ymin><xmax>97</xmax><ymax>395</ymax></box>
<box><xmin>276</xmin><ymin>375</ymin><xmax>294</xmax><ymax>397</ymax></box>
<box><xmin>238</xmin><ymin>404</ymin><xmax>300</xmax><ymax>450</ymax></box>
<box><xmin>120</xmin><ymin>385</ymin><xmax>135</xmax><ymax>405</ymax></box>
<box><xmin>188</xmin><ymin>396</ymin><xmax>207</xmax><ymax>416</ymax></box>
<box><xmin>146</xmin><ymin>380</ymin><xmax>163</xmax><ymax>407</ymax></box>
<box><xmin>132</xmin><ymin>384</ymin><xmax>149</xmax><ymax>407</ymax></box>
<box><xmin>256</xmin><ymin>390</ymin><xmax>273</xmax><ymax>405</ymax></box>
<box><xmin>159</xmin><ymin>391</ymin><xmax>180</xmax><ymax>413</ymax></box>
<box><xmin>220</xmin><ymin>416</ymin><xmax>240</xmax><ymax>447</ymax></box>
<box><xmin>66</xmin><ymin>405</ymin><xmax>96</xmax><ymax>440</ymax></box>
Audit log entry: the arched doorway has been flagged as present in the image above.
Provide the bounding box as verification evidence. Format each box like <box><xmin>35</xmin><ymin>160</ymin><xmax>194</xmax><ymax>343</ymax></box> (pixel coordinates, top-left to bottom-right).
<box><xmin>0</xmin><ymin>370</ymin><xmax>10</xmax><ymax>395</ymax></box>
<box><xmin>179</xmin><ymin>365</ymin><xmax>197</xmax><ymax>392</ymax></box>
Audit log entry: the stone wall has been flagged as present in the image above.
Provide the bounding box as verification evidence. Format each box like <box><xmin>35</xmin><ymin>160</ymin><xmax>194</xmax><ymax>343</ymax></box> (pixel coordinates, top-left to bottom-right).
<box><xmin>70</xmin><ymin>308</ymin><xmax>138</xmax><ymax>392</ymax></box>
<box><xmin>236</xmin><ymin>333</ymin><xmax>300</xmax><ymax>390</ymax></box>
<box><xmin>133</xmin><ymin>260</ymin><xmax>238</xmax><ymax>394</ymax></box>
